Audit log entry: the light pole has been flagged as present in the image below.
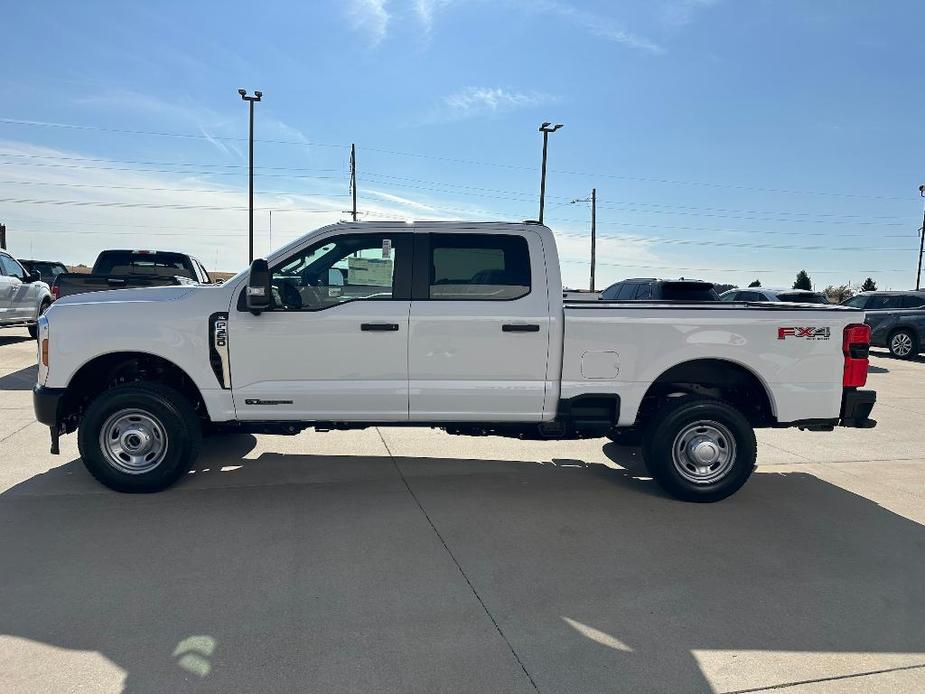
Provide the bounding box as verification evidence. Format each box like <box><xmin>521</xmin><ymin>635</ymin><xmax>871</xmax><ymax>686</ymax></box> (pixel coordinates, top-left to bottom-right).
<box><xmin>239</xmin><ymin>88</ymin><xmax>262</xmax><ymax>262</ymax></box>
<box><xmin>917</xmin><ymin>185</ymin><xmax>925</xmax><ymax>290</ymax></box>
<box><xmin>570</xmin><ymin>189</ymin><xmax>597</xmax><ymax>291</ymax></box>
<box><xmin>538</xmin><ymin>122</ymin><xmax>563</xmax><ymax>224</ymax></box>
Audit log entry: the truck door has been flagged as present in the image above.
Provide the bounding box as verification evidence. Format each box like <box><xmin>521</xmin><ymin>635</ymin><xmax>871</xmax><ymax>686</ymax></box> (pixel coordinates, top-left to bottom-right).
<box><xmin>408</xmin><ymin>231</ymin><xmax>550</xmax><ymax>421</ymax></box>
<box><xmin>0</xmin><ymin>254</ymin><xmax>29</xmax><ymax>321</ymax></box>
<box><xmin>228</xmin><ymin>231</ymin><xmax>413</xmax><ymax>421</ymax></box>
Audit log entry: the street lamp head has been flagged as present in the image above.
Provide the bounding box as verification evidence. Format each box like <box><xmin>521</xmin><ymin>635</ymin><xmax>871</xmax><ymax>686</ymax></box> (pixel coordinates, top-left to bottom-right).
<box><xmin>919</xmin><ymin>184</ymin><xmax>925</xmax><ymax>197</ymax></box>
<box><xmin>553</xmin><ymin>123</ymin><xmax>564</xmax><ymax>131</ymax></box>
<box><xmin>540</xmin><ymin>121</ymin><xmax>551</xmax><ymax>130</ymax></box>
<box><xmin>539</xmin><ymin>122</ymin><xmax>564</xmax><ymax>133</ymax></box>
<box><xmin>254</xmin><ymin>91</ymin><xmax>263</xmax><ymax>99</ymax></box>
<box><xmin>238</xmin><ymin>88</ymin><xmax>247</xmax><ymax>97</ymax></box>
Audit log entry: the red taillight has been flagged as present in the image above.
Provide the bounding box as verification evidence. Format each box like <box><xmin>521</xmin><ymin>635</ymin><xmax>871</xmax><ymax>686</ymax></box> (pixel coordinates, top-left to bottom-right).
<box><xmin>843</xmin><ymin>323</ymin><xmax>871</xmax><ymax>387</ymax></box>
<box><xmin>51</xmin><ymin>285</ymin><xmax>60</xmax><ymax>300</ymax></box>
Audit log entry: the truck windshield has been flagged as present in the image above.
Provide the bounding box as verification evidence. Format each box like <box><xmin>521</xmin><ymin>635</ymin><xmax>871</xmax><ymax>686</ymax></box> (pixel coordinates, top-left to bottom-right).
<box><xmin>93</xmin><ymin>252</ymin><xmax>195</xmax><ymax>279</ymax></box>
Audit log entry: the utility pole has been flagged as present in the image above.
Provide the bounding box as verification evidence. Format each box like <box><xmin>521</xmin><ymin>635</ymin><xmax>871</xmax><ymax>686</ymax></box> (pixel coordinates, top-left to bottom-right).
<box><xmin>0</xmin><ymin>223</ymin><xmax>6</xmax><ymax>250</ymax></box>
<box><xmin>238</xmin><ymin>88</ymin><xmax>263</xmax><ymax>263</ymax></box>
<box><xmin>570</xmin><ymin>188</ymin><xmax>597</xmax><ymax>291</ymax></box>
<box><xmin>268</xmin><ymin>210</ymin><xmax>273</xmax><ymax>252</ymax></box>
<box><xmin>537</xmin><ymin>122</ymin><xmax>563</xmax><ymax>224</ymax></box>
<box><xmin>590</xmin><ymin>187</ymin><xmax>596</xmax><ymax>292</ymax></box>
<box><xmin>917</xmin><ymin>185</ymin><xmax>925</xmax><ymax>290</ymax></box>
<box><xmin>350</xmin><ymin>144</ymin><xmax>358</xmax><ymax>222</ymax></box>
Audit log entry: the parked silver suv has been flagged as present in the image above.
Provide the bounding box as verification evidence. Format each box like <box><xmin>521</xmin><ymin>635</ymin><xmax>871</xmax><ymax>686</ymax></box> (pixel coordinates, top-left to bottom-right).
<box><xmin>0</xmin><ymin>249</ymin><xmax>53</xmax><ymax>339</ymax></box>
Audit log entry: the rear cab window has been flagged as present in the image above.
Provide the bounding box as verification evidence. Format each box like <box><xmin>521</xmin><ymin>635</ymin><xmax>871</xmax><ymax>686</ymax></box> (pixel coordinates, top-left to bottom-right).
<box><xmin>93</xmin><ymin>251</ymin><xmax>197</xmax><ymax>280</ymax></box>
<box><xmin>427</xmin><ymin>234</ymin><xmax>530</xmax><ymax>300</ymax></box>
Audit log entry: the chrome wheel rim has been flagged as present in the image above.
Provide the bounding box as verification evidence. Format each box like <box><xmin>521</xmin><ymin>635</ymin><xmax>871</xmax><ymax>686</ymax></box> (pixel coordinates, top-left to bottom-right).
<box><xmin>671</xmin><ymin>420</ymin><xmax>737</xmax><ymax>485</ymax></box>
<box><xmin>891</xmin><ymin>332</ymin><xmax>913</xmax><ymax>357</ymax></box>
<box><xmin>99</xmin><ymin>409</ymin><xmax>168</xmax><ymax>474</ymax></box>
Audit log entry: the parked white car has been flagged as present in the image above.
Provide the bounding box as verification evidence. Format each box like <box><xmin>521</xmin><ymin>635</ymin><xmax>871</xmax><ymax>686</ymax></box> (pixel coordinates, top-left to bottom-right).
<box><xmin>34</xmin><ymin>222</ymin><xmax>876</xmax><ymax>502</ymax></box>
<box><xmin>720</xmin><ymin>287</ymin><xmax>829</xmax><ymax>304</ymax></box>
<box><xmin>0</xmin><ymin>249</ymin><xmax>53</xmax><ymax>338</ymax></box>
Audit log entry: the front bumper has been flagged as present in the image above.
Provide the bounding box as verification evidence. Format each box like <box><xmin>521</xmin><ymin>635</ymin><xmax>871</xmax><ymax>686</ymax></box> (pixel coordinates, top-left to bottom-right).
<box><xmin>840</xmin><ymin>388</ymin><xmax>876</xmax><ymax>428</ymax></box>
<box><xmin>33</xmin><ymin>385</ymin><xmax>65</xmax><ymax>427</ymax></box>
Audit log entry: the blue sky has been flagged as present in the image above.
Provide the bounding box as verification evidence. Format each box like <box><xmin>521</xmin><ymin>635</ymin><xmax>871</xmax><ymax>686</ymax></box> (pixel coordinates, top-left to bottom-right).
<box><xmin>1</xmin><ymin>0</ymin><xmax>924</xmax><ymax>290</ymax></box>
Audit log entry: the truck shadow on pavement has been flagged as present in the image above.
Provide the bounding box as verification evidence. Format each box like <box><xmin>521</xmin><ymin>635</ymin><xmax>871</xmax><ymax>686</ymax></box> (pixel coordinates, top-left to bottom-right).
<box><xmin>1</xmin><ymin>435</ymin><xmax>923</xmax><ymax>693</ymax></box>
<box><xmin>0</xmin><ymin>364</ymin><xmax>38</xmax><ymax>390</ymax></box>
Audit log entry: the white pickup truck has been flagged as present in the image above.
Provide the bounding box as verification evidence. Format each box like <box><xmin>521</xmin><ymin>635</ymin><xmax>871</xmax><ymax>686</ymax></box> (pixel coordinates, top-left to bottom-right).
<box><xmin>33</xmin><ymin>221</ymin><xmax>876</xmax><ymax>502</ymax></box>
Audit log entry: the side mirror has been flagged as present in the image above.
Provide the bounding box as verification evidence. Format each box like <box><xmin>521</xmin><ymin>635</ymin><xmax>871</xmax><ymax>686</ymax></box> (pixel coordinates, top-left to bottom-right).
<box><xmin>246</xmin><ymin>259</ymin><xmax>271</xmax><ymax>315</ymax></box>
<box><xmin>26</xmin><ymin>270</ymin><xmax>41</xmax><ymax>283</ymax></box>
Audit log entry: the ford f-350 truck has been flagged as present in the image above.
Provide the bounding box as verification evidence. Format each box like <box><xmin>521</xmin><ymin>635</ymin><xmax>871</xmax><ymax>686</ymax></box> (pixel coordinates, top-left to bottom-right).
<box><xmin>33</xmin><ymin>221</ymin><xmax>876</xmax><ymax>502</ymax></box>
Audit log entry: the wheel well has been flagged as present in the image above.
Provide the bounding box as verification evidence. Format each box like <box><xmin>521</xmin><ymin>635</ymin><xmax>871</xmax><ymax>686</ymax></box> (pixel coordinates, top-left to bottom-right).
<box><xmin>636</xmin><ymin>359</ymin><xmax>774</xmax><ymax>428</ymax></box>
<box><xmin>61</xmin><ymin>352</ymin><xmax>208</xmax><ymax>429</ymax></box>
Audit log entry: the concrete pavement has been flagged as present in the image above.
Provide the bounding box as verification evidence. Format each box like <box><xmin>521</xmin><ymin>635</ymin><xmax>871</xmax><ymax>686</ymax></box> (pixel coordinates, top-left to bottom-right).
<box><xmin>0</xmin><ymin>328</ymin><xmax>923</xmax><ymax>693</ymax></box>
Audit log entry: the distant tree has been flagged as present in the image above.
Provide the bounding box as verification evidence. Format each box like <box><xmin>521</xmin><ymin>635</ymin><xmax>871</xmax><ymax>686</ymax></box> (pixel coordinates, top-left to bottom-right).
<box><xmin>793</xmin><ymin>270</ymin><xmax>812</xmax><ymax>291</ymax></box>
<box><xmin>748</xmin><ymin>279</ymin><xmax>761</xmax><ymax>287</ymax></box>
<box><xmin>861</xmin><ymin>277</ymin><xmax>877</xmax><ymax>292</ymax></box>
<box><xmin>823</xmin><ymin>284</ymin><xmax>854</xmax><ymax>304</ymax></box>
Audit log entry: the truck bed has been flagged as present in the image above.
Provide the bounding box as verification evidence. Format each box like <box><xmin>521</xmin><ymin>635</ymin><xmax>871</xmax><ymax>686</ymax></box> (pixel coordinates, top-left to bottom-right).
<box><xmin>561</xmin><ymin>299</ymin><xmax>862</xmax><ymax>426</ymax></box>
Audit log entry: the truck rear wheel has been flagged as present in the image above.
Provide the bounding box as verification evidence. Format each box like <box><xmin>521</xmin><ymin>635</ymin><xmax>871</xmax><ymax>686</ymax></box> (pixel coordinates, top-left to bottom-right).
<box><xmin>78</xmin><ymin>382</ymin><xmax>201</xmax><ymax>493</ymax></box>
<box><xmin>641</xmin><ymin>398</ymin><xmax>756</xmax><ymax>502</ymax></box>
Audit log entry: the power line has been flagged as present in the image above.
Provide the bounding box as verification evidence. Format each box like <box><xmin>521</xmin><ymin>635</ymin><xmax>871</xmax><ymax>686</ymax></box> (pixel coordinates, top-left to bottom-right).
<box><xmin>0</xmin><ymin>150</ymin><xmax>341</xmax><ymax>173</ymax></box>
<box><xmin>0</xmin><ymin>179</ymin><xmax>350</xmax><ymax>197</ymax></box>
<box><xmin>0</xmin><ymin>197</ymin><xmax>336</xmax><ymax>212</ymax></box>
<box><xmin>1</xmin><ymin>116</ymin><xmax>914</xmax><ymax>202</ymax></box>
<box><xmin>0</xmin><ymin>158</ymin><xmax>344</xmax><ymax>180</ymax></box>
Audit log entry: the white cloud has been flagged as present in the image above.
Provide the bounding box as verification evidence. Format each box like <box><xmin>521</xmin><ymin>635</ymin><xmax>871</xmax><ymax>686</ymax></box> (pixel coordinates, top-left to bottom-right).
<box><xmin>660</xmin><ymin>0</ymin><xmax>722</xmax><ymax>28</ymax></box>
<box><xmin>346</xmin><ymin>0</ymin><xmax>391</xmax><ymax>47</ymax></box>
<box><xmin>439</xmin><ymin>87</ymin><xmax>556</xmax><ymax>120</ymax></box>
<box><xmin>529</xmin><ymin>1</ymin><xmax>664</xmax><ymax>54</ymax></box>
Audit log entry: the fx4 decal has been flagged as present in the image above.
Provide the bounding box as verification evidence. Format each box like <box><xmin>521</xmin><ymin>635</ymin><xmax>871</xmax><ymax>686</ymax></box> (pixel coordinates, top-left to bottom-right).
<box><xmin>778</xmin><ymin>327</ymin><xmax>831</xmax><ymax>341</ymax></box>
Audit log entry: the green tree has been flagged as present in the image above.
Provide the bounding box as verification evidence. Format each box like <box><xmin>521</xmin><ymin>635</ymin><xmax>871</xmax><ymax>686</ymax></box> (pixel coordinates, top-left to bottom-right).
<box><xmin>748</xmin><ymin>279</ymin><xmax>761</xmax><ymax>287</ymax></box>
<box><xmin>793</xmin><ymin>270</ymin><xmax>812</xmax><ymax>290</ymax></box>
<box><xmin>861</xmin><ymin>277</ymin><xmax>877</xmax><ymax>292</ymax></box>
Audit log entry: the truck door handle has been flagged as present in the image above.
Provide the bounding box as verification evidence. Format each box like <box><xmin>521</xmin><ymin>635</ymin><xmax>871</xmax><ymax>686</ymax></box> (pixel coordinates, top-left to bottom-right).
<box><xmin>502</xmin><ymin>323</ymin><xmax>540</xmax><ymax>332</ymax></box>
<box><xmin>361</xmin><ymin>323</ymin><xmax>400</xmax><ymax>332</ymax></box>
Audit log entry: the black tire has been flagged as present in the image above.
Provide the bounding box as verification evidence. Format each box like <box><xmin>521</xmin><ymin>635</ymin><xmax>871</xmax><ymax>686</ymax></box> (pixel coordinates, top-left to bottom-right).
<box><xmin>641</xmin><ymin>397</ymin><xmax>756</xmax><ymax>503</ymax></box>
<box><xmin>605</xmin><ymin>427</ymin><xmax>643</xmax><ymax>446</ymax></box>
<box><xmin>27</xmin><ymin>300</ymin><xmax>50</xmax><ymax>339</ymax></box>
<box><xmin>887</xmin><ymin>329</ymin><xmax>918</xmax><ymax>359</ymax></box>
<box><xmin>78</xmin><ymin>382</ymin><xmax>202</xmax><ymax>493</ymax></box>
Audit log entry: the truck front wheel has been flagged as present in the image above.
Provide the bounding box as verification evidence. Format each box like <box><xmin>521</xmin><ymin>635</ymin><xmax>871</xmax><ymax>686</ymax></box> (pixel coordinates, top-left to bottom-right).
<box><xmin>642</xmin><ymin>398</ymin><xmax>756</xmax><ymax>502</ymax></box>
<box><xmin>78</xmin><ymin>382</ymin><xmax>202</xmax><ymax>493</ymax></box>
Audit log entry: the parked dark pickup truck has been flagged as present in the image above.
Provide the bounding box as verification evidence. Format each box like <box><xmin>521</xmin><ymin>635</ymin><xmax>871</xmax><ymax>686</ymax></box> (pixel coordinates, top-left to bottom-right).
<box><xmin>52</xmin><ymin>250</ymin><xmax>213</xmax><ymax>300</ymax></box>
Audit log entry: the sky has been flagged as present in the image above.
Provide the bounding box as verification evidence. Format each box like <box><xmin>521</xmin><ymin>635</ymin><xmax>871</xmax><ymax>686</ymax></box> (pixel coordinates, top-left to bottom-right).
<box><xmin>1</xmin><ymin>0</ymin><xmax>924</xmax><ymax>290</ymax></box>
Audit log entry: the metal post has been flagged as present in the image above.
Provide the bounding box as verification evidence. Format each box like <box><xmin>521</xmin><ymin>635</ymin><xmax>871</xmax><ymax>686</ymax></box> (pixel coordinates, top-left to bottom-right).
<box><xmin>917</xmin><ymin>185</ymin><xmax>925</xmax><ymax>290</ymax></box>
<box><xmin>537</xmin><ymin>122</ymin><xmax>563</xmax><ymax>224</ymax></box>
<box><xmin>539</xmin><ymin>130</ymin><xmax>548</xmax><ymax>224</ymax></box>
<box><xmin>238</xmin><ymin>89</ymin><xmax>262</xmax><ymax>263</ymax></box>
<box><xmin>248</xmin><ymin>99</ymin><xmax>254</xmax><ymax>263</ymax></box>
<box><xmin>590</xmin><ymin>188</ymin><xmax>596</xmax><ymax>292</ymax></box>
<box><xmin>350</xmin><ymin>144</ymin><xmax>358</xmax><ymax>222</ymax></box>
<box><xmin>0</xmin><ymin>223</ymin><xmax>6</xmax><ymax>250</ymax></box>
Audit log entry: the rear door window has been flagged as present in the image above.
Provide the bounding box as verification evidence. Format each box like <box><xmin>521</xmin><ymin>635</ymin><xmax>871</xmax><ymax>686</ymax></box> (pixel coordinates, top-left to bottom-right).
<box><xmin>428</xmin><ymin>234</ymin><xmax>530</xmax><ymax>300</ymax></box>
<box><xmin>633</xmin><ymin>283</ymin><xmax>653</xmax><ymax>299</ymax></box>
<box><xmin>778</xmin><ymin>293</ymin><xmax>828</xmax><ymax>304</ymax></box>
<box><xmin>866</xmin><ymin>295</ymin><xmax>904</xmax><ymax>310</ymax></box>
<box><xmin>843</xmin><ymin>295</ymin><xmax>868</xmax><ymax>308</ymax></box>
<box><xmin>901</xmin><ymin>295</ymin><xmax>925</xmax><ymax>308</ymax></box>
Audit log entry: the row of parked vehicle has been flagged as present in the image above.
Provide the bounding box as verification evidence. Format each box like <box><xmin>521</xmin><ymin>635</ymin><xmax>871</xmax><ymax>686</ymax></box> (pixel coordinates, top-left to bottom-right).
<box><xmin>0</xmin><ymin>248</ymin><xmax>213</xmax><ymax>338</ymax></box>
<box><xmin>597</xmin><ymin>276</ymin><xmax>925</xmax><ymax>359</ymax></box>
<box><xmin>4</xmin><ymin>246</ymin><xmax>925</xmax><ymax>360</ymax></box>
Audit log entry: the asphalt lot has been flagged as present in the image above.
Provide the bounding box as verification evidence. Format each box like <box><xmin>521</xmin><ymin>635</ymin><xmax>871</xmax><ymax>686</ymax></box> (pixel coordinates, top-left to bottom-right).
<box><xmin>0</xmin><ymin>327</ymin><xmax>923</xmax><ymax>693</ymax></box>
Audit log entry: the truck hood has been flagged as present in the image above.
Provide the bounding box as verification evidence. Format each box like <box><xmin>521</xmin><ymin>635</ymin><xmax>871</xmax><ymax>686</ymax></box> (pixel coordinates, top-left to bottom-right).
<box><xmin>55</xmin><ymin>285</ymin><xmax>199</xmax><ymax>306</ymax></box>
